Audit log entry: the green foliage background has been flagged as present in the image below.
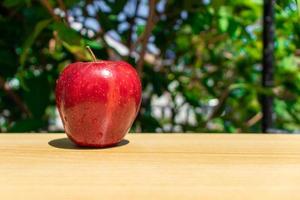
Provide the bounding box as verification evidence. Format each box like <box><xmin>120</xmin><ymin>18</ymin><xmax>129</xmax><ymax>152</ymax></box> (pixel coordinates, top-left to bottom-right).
<box><xmin>0</xmin><ymin>0</ymin><xmax>299</xmax><ymax>133</ymax></box>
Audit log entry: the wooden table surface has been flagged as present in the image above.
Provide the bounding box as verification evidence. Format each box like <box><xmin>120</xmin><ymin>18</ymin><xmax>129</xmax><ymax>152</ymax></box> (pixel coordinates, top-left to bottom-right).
<box><xmin>1</xmin><ymin>134</ymin><xmax>300</xmax><ymax>200</ymax></box>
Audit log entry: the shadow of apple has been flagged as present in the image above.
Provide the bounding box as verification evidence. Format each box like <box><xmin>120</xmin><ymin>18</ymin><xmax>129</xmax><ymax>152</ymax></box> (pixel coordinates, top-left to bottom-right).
<box><xmin>48</xmin><ymin>137</ymin><xmax>129</xmax><ymax>150</ymax></box>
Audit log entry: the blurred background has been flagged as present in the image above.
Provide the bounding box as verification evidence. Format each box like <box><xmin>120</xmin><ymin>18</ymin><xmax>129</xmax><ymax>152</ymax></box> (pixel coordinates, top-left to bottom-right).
<box><xmin>0</xmin><ymin>0</ymin><xmax>299</xmax><ymax>133</ymax></box>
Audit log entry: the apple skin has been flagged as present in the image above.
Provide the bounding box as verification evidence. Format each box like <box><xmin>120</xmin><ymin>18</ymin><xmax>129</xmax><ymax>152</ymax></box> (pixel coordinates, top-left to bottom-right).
<box><xmin>55</xmin><ymin>61</ymin><xmax>142</xmax><ymax>147</ymax></box>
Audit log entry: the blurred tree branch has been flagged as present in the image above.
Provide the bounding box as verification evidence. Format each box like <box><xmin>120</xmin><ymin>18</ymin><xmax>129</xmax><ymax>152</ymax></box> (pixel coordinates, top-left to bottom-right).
<box><xmin>136</xmin><ymin>0</ymin><xmax>157</xmax><ymax>77</ymax></box>
<box><xmin>0</xmin><ymin>76</ymin><xmax>31</xmax><ymax>117</ymax></box>
<box><xmin>40</xmin><ymin>0</ymin><xmax>60</xmax><ymax>21</ymax></box>
<box><xmin>127</xmin><ymin>0</ymin><xmax>141</xmax><ymax>50</ymax></box>
<box><xmin>56</xmin><ymin>0</ymin><xmax>69</xmax><ymax>26</ymax></box>
<box><xmin>246</xmin><ymin>112</ymin><xmax>262</xmax><ymax>127</ymax></box>
<box><xmin>206</xmin><ymin>87</ymin><xmax>230</xmax><ymax>122</ymax></box>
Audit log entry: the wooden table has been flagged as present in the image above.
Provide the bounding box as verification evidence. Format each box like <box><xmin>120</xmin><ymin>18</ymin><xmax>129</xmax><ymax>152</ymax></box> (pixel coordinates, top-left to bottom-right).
<box><xmin>1</xmin><ymin>134</ymin><xmax>300</xmax><ymax>200</ymax></box>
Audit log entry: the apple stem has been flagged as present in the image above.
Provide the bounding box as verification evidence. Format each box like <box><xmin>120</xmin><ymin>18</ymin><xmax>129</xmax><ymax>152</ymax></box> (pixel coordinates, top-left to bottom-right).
<box><xmin>86</xmin><ymin>46</ymin><xmax>97</xmax><ymax>62</ymax></box>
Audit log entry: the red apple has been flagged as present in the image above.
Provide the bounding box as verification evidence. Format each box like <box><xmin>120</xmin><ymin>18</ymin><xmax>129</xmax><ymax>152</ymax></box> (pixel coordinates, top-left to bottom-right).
<box><xmin>55</xmin><ymin>60</ymin><xmax>142</xmax><ymax>147</ymax></box>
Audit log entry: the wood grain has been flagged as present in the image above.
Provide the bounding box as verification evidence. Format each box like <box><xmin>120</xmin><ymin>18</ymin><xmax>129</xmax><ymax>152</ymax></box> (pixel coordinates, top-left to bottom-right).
<box><xmin>1</xmin><ymin>133</ymin><xmax>300</xmax><ymax>200</ymax></box>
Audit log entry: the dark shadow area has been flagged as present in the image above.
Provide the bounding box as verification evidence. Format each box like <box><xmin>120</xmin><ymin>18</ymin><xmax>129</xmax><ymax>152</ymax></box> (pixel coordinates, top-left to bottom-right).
<box><xmin>48</xmin><ymin>138</ymin><xmax>129</xmax><ymax>150</ymax></box>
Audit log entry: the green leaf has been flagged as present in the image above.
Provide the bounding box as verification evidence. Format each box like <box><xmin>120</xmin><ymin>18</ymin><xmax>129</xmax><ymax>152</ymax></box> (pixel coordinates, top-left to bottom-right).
<box><xmin>219</xmin><ymin>17</ymin><xmax>228</xmax><ymax>32</ymax></box>
<box><xmin>51</xmin><ymin>22</ymin><xmax>81</xmax><ymax>45</ymax></box>
<box><xmin>20</xmin><ymin>19</ymin><xmax>52</xmax><ymax>66</ymax></box>
<box><xmin>84</xmin><ymin>39</ymin><xmax>103</xmax><ymax>50</ymax></box>
<box><xmin>296</xmin><ymin>0</ymin><xmax>300</xmax><ymax>16</ymax></box>
<box><xmin>218</xmin><ymin>6</ymin><xmax>229</xmax><ymax>32</ymax></box>
<box><xmin>62</xmin><ymin>41</ymin><xmax>89</xmax><ymax>60</ymax></box>
<box><xmin>51</xmin><ymin>22</ymin><xmax>89</xmax><ymax>60</ymax></box>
